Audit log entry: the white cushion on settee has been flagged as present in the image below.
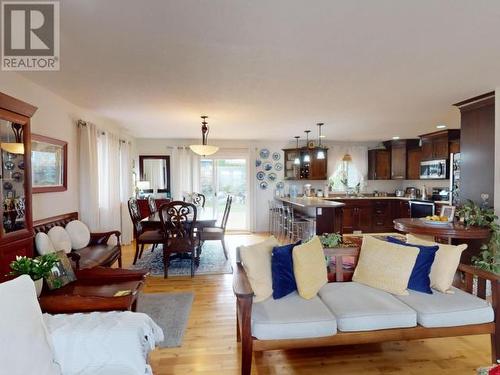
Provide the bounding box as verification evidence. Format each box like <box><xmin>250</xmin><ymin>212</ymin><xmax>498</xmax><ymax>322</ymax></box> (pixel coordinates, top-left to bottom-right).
<box><xmin>318</xmin><ymin>282</ymin><xmax>417</xmax><ymax>332</ymax></box>
<box><xmin>251</xmin><ymin>291</ymin><xmax>337</xmax><ymax>340</ymax></box>
<box><xmin>395</xmin><ymin>287</ymin><xmax>494</xmax><ymax>328</ymax></box>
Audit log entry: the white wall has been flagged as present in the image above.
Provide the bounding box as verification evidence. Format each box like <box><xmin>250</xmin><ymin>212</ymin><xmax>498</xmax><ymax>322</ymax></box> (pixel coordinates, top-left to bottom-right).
<box><xmin>495</xmin><ymin>88</ymin><xmax>500</xmax><ymax>216</ymax></box>
<box><xmin>0</xmin><ymin>73</ymin><xmax>130</xmax><ymax>221</ymax></box>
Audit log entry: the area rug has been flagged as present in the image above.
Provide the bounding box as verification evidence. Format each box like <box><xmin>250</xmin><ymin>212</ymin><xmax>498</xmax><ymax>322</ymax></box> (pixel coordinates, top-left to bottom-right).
<box><xmin>132</xmin><ymin>241</ymin><xmax>233</xmax><ymax>277</ymax></box>
<box><xmin>137</xmin><ymin>292</ymin><xmax>194</xmax><ymax>348</ymax></box>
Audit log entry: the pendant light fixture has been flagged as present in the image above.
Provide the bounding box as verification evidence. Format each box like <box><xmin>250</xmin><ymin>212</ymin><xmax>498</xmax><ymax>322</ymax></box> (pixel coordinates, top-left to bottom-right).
<box><xmin>303</xmin><ymin>130</ymin><xmax>311</xmax><ymax>162</ymax></box>
<box><xmin>316</xmin><ymin>122</ymin><xmax>325</xmax><ymax>160</ymax></box>
<box><xmin>0</xmin><ymin>123</ymin><xmax>24</xmax><ymax>154</ymax></box>
<box><xmin>189</xmin><ymin>115</ymin><xmax>219</xmax><ymax>156</ymax></box>
<box><xmin>293</xmin><ymin>136</ymin><xmax>301</xmax><ymax>165</ymax></box>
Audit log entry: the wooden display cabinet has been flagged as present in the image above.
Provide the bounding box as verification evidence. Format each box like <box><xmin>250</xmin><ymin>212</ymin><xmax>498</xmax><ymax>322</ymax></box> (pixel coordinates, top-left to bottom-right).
<box><xmin>0</xmin><ymin>92</ymin><xmax>37</xmax><ymax>282</ymax></box>
<box><xmin>283</xmin><ymin>147</ymin><xmax>328</xmax><ymax>180</ymax></box>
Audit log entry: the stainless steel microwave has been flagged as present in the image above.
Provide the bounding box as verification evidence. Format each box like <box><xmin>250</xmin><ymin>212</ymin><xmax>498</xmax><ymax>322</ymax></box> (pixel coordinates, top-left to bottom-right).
<box><xmin>420</xmin><ymin>159</ymin><xmax>448</xmax><ymax>179</ymax></box>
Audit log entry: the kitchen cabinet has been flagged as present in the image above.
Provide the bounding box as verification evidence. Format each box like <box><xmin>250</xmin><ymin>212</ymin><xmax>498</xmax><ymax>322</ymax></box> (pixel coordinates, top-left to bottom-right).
<box><xmin>342</xmin><ymin>200</ymin><xmax>372</xmax><ymax>233</ymax></box>
<box><xmin>383</xmin><ymin>139</ymin><xmax>420</xmax><ymax>180</ymax></box>
<box><xmin>283</xmin><ymin>147</ymin><xmax>328</xmax><ymax>180</ymax></box>
<box><xmin>419</xmin><ymin>130</ymin><xmax>460</xmax><ymax>161</ymax></box>
<box><xmin>367</xmin><ymin>149</ymin><xmax>390</xmax><ymax>180</ymax></box>
<box><xmin>372</xmin><ymin>200</ymin><xmax>394</xmax><ymax>231</ymax></box>
<box><xmin>407</xmin><ymin>148</ymin><xmax>422</xmax><ymax>180</ymax></box>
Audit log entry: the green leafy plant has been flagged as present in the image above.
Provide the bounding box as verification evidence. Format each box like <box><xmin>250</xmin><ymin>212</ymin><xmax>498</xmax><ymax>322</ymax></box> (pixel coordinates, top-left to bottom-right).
<box><xmin>456</xmin><ymin>199</ymin><xmax>499</xmax><ymax>274</ymax></box>
<box><xmin>320</xmin><ymin>233</ymin><xmax>343</xmax><ymax>248</ymax></box>
<box><xmin>9</xmin><ymin>253</ymin><xmax>59</xmax><ymax>281</ymax></box>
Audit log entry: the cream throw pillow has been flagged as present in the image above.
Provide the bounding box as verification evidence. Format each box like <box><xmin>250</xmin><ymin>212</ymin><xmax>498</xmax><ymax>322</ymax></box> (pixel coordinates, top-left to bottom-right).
<box><xmin>406</xmin><ymin>234</ymin><xmax>467</xmax><ymax>293</ymax></box>
<box><xmin>353</xmin><ymin>235</ymin><xmax>419</xmax><ymax>295</ymax></box>
<box><xmin>292</xmin><ymin>236</ymin><xmax>328</xmax><ymax>299</ymax></box>
<box><xmin>239</xmin><ymin>236</ymin><xmax>279</xmax><ymax>302</ymax></box>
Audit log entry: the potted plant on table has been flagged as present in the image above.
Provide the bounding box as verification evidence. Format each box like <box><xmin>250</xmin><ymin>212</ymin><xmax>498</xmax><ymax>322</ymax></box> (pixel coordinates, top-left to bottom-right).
<box><xmin>9</xmin><ymin>253</ymin><xmax>59</xmax><ymax>296</ymax></box>
<box><xmin>456</xmin><ymin>199</ymin><xmax>499</xmax><ymax>274</ymax></box>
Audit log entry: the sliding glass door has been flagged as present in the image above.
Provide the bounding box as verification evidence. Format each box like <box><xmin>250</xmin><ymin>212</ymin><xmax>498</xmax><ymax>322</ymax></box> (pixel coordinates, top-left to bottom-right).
<box><xmin>199</xmin><ymin>158</ymin><xmax>248</xmax><ymax>231</ymax></box>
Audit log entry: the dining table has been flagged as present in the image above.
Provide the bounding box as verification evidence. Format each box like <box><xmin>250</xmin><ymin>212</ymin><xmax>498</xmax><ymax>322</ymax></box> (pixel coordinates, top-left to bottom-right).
<box><xmin>140</xmin><ymin>206</ymin><xmax>218</xmax><ymax>264</ymax></box>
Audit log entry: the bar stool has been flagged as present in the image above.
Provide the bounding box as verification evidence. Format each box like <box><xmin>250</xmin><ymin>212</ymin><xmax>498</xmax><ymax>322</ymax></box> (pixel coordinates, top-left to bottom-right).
<box><xmin>285</xmin><ymin>206</ymin><xmax>312</xmax><ymax>242</ymax></box>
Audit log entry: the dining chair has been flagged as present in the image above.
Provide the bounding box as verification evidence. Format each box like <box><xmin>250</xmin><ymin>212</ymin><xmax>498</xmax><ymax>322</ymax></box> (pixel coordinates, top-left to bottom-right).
<box><xmin>147</xmin><ymin>195</ymin><xmax>157</xmax><ymax>215</ymax></box>
<box><xmin>199</xmin><ymin>195</ymin><xmax>232</xmax><ymax>260</ymax></box>
<box><xmin>159</xmin><ymin>201</ymin><xmax>198</xmax><ymax>278</ymax></box>
<box><xmin>183</xmin><ymin>192</ymin><xmax>206</xmax><ymax>208</ymax></box>
<box><xmin>128</xmin><ymin>197</ymin><xmax>164</xmax><ymax>264</ymax></box>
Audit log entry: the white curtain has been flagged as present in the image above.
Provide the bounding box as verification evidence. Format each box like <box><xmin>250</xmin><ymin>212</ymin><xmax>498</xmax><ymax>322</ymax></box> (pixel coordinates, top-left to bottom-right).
<box><xmin>78</xmin><ymin>122</ymin><xmax>99</xmax><ymax>231</ymax></box>
<box><xmin>97</xmin><ymin>131</ymin><xmax>121</xmax><ymax>234</ymax></box>
<box><xmin>171</xmin><ymin>147</ymin><xmax>200</xmax><ymax>200</ymax></box>
<box><xmin>347</xmin><ymin>145</ymin><xmax>368</xmax><ymax>187</ymax></box>
<box><xmin>119</xmin><ymin>141</ymin><xmax>133</xmax><ymax>244</ymax></box>
<box><xmin>327</xmin><ymin>145</ymin><xmax>347</xmax><ymax>178</ymax></box>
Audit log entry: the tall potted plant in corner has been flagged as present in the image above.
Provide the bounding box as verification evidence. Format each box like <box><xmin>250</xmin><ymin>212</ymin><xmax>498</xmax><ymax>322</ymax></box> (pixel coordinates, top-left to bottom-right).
<box><xmin>9</xmin><ymin>254</ymin><xmax>59</xmax><ymax>296</ymax></box>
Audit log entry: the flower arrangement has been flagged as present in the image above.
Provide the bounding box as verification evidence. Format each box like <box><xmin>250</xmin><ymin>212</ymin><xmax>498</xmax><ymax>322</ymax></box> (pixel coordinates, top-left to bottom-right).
<box><xmin>9</xmin><ymin>253</ymin><xmax>59</xmax><ymax>281</ymax></box>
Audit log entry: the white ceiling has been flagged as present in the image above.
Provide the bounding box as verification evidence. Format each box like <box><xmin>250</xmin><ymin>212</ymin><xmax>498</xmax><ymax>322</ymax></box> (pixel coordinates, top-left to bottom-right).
<box><xmin>19</xmin><ymin>0</ymin><xmax>500</xmax><ymax>141</ymax></box>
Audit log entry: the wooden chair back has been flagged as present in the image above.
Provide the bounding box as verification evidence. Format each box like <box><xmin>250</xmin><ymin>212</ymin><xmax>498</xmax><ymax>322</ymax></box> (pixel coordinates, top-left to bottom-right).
<box><xmin>147</xmin><ymin>195</ymin><xmax>157</xmax><ymax>215</ymax></box>
<box><xmin>159</xmin><ymin>201</ymin><xmax>198</xmax><ymax>252</ymax></box>
<box><xmin>128</xmin><ymin>197</ymin><xmax>143</xmax><ymax>236</ymax></box>
<box><xmin>192</xmin><ymin>193</ymin><xmax>206</xmax><ymax>208</ymax></box>
<box><xmin>221</xmin><ymin>195</ymin><xmax>233</xmax><ymax>231</ymax></box>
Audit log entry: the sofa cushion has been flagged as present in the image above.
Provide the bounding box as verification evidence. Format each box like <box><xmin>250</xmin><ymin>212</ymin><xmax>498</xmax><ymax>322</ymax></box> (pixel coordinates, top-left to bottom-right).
<box><xmin>0</xmin><ymin>275</ymin><xmax>62</xmax><ymax>375</ymax></box>
<box><xmin>65</xmin><ymin>220</ymin><xmax>91</xmax><ymax>250</ymax></box>
<box><xmin>352</xmin><ymin>235</ymin><xmax>419</xmax><ymax>295</ymax></box>
<box><xmin>74</xmin><ymin>244</ymin><xmax>120</xmax><ymax>269</ymax></box>
<box><xmin>239</xmin><ymin>236</ymin><xmax>279</xmax><ymax>302</ymax></box>
<box><xmin>293</xmin><ymin>236</ymin><xmax>328</xmax><ymax>299</ymax></box>
<box><xmin>318</xmin><ymin>282</ymin><xmax>417</xmax><ymax>331</ymax></box>
<box><xmin>47</xmin><ymin>226</ymin><xmax>72</xmax><ymax>254</ymax></box>
<box><xmin>406</xmin><ymin>234</ymin><xmax>467</xmax><ymax>293</ymax></box>
<box><xmin>386</xmin><ymin>236</ymin><xmax>439</xmax><ymax>294</ymax></box>
<box><xmin>271</xmin><ymin>241</ymin><xmax>300</xmax><ymax>299</ymax></box>
<box><xmin>395</xmin><ymin>287</ymin><xmax>494</xmax><ymax>328</ymax></box>
<box><xmin>252</xmin><ymin>291</ymin><xmax>337</xmax><ymax>340</ymax></box>
<box><xmin>35</xmin><ymin>232</ymin><xmax>56</xmax><ymax>255</ymax></box>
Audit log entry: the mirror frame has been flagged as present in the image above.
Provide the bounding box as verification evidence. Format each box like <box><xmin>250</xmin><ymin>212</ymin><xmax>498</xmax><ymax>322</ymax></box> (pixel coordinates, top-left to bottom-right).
<box><xmin>139</xmin><ymin>155</ymin><xmax>171</xmax><ymax>194</ymax></box>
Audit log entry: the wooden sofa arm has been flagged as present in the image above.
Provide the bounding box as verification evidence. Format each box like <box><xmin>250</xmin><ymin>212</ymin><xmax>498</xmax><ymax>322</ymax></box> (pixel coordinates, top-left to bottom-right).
<box><xmin>39</xmin><ymin>294</ymin><xmax>137</xmax><ymax>314</ymax></box>
<box><xmin>233</xmin><ymin>263</ymin><xmax>254</xmax><ymax>299</ymax></box>
<box><xmin>89</xmin><ymin>230</ymin><xmax>121</xmax><ymax>246</ymax></box>
<box><xmin>458</xmin><ymin>263</ymin><xmax>500</xmax><ymax>282</ymax></box>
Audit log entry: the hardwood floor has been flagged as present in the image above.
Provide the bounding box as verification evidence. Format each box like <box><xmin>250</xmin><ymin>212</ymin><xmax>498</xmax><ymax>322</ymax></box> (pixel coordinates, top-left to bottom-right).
<box><xmin>122</xmin><ymin>234</ymin><xmax>492</xmax><ymax>375</ymax></box>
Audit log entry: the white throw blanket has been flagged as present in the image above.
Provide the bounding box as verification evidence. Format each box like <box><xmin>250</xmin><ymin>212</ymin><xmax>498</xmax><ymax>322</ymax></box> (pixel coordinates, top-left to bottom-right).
<box><xmin>43</xmin><ymin>311</ymin><xmax>164</xmax><ymax>375</ymax></box>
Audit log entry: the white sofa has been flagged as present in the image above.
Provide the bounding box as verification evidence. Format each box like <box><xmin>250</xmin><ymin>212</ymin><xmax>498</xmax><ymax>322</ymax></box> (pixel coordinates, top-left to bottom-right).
<box><xmin>233</xmin><ymin>248</ymin><xmax>498</xmax><ymax>375</ymax></box>
<box><xmin>1</xmin><ymin>275</ymin><xmax>164</xmax><ymax>375</ymax></box>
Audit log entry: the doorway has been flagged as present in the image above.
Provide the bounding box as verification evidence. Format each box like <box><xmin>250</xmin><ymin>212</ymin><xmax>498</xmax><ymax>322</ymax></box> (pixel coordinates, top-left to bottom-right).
<box><xmin>199</xmin><ymin>158</ymin><xmax>249</xmax><ymax>231</ymax></box>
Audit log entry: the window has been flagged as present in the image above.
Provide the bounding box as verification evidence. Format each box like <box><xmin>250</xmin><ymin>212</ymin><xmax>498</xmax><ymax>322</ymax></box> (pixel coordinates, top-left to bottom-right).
<box><xmin>329</xmin><ymin>161</ymin><xmax>363</xmax><ymax>192</ymax></box>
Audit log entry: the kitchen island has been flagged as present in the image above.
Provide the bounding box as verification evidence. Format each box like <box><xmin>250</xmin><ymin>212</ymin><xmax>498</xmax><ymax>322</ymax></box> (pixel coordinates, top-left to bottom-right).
<box><xmin>275</xmin><ymin>196</ymin><xmax>345</xmax><ymax>235</ymax></box>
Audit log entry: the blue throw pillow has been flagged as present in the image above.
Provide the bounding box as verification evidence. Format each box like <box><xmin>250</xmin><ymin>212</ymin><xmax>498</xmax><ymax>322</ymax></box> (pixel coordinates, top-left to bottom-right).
<box><xmin>386</xmin><ymin>236</ymin><xmax>439</xmax><ymax>294</ymax></box>
<box><xmin>271</xmin><ymin>241</ymin><xmax>301</xmax><ymax>299</ymax></box>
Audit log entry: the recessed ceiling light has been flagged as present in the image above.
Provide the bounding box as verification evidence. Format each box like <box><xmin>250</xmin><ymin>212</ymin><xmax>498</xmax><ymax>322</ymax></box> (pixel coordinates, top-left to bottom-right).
<box><xmin>436</xmin><ymin>124</ymin><xmax>447</xmax><ymax>129</ymax></box>
<box><xmin>392</xmin><ymin>136</ymin><xmax>400</xmax><ymax>140</ymax></box>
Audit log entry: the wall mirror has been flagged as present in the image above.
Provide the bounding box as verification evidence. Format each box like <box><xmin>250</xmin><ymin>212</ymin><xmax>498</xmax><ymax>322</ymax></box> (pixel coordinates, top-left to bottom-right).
<box><xmin>139</xmin><ymin>155</ymin><xmax>171</xmax><ymax>195</ymax></box>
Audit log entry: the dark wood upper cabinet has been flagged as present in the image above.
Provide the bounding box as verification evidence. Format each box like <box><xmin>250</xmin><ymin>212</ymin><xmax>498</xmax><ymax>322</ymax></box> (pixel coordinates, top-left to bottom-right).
<box><xmin>406</xmin><ymin>148</ymin><xmax>422</xmax><ymax>180</ymax></box>
<box><xmin>382</xmin><ymin>139</ymin><xmax>420</xmax><ymax>180</ymax></box>
<box><xmin>367</xmin><ymin>149</ymin><xmax>390</xmax><ymax>180</ymax></box>
<box><xmin>419</xmin><ymin>130</ymin><xmax>460</xmax><ymax>161</ymax></box>
<box><xmin>283</xmin><ymin>147</ymin><xmax>328</xmax><ymax>180</ymax></box>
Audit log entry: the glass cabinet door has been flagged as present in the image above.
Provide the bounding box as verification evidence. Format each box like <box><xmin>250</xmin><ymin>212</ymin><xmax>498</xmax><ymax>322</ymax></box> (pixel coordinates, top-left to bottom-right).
<box><xmin>0</xmin><ymin>118</ymin><xmax>27</xmax><ymax>234</ymax></box>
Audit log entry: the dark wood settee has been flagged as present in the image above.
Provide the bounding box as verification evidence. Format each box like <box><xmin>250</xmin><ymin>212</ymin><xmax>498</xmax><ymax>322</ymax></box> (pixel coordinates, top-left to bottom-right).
<box><xmin>33</xmin><ymin>212</ymin><xmax>122</xmax><ymax>269</ymax></box>
<box><xmin>233</xmin><ymin>246</ymin><xmax>499</xmax><ymax>375</ymax></box>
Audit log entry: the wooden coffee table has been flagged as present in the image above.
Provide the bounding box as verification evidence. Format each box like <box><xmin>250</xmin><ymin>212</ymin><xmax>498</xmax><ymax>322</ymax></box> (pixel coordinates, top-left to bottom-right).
<box><xmin>39</xmin><ymin>267</ymin><xmax>147</xmax><ymax>314</ymax></box>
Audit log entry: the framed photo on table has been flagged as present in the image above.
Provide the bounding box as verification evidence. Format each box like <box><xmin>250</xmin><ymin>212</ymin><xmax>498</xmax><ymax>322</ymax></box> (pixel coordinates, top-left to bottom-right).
<box><xmin>31</xmin><ymin>134</ymin><xmax>67</xmax><ymax>193</ymax></box>
<box><xmin>440</xmin><ymin>205</ymin><xmax>456</xmax><ymax>222</ymax></box>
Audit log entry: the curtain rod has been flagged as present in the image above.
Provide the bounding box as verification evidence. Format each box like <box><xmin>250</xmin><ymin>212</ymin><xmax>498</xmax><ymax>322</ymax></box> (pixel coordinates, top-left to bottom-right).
<box><xmin>78</xmin><ymin>120</ymin><xmax>131</xmax><ymax>144</ymax></box>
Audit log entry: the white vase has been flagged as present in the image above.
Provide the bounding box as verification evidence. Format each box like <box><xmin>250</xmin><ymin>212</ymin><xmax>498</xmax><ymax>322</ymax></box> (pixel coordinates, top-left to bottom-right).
<box><xmin>34</xmin><ymin>278</ymin><xmax>43</xmax><ymax>297</ymax></box>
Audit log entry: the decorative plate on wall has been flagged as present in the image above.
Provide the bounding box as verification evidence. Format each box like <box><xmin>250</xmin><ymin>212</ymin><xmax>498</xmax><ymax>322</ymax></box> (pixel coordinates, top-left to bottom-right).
<box><xmin>259</xmin><ymin>181</ymin><xmax>268</xmax><ymax>190</ymax></box>
<box><xmin>267</xmin><ymin>172</ymin><xmax>277</xmax><ymax>182</ymax></box>
<box><xmin>256</xmin><ymin>171</ymin><xmax>266</xmax><ymax>180</ymax></box>
<box><xmin>276</xmin><ymin>181</ymin><xmax>284</xmax><ymax>190</ymax></box>
<box><xmin>272</xmin><ymin>152</ymin><xmax>281</xmax><ymax>161</ymax></box>
<box><xmin>17</xmin><ymin>160</ymin><xmax>24</xmax><ymax>170</ymax></box>
<box><xmin>12</xmin><ymin>172</ymin><xmax>22</xmax><ymax>182</ymax></box>
<box><xmin>255</xmin><ymin>159</ymin><xmax>262</xmax><ymax>168</ymax></box>
<box><xmin>274</xmin><ymin>162</ymin><xmax>283</xmax><ymax>171</ymax></box>
<box><xmin>259</xmin><ymin>149</ymin><xmax>270</xmax><ymax>159</ymax></box>
<box><xmin>4</xmin><ymin>161</ymin><xmax>14</xmax><ymax>171</ymax></box>
<box><xmin>3</xmin><ymin>181</ymin><xmax>12</xmax><ymax>190</ymax></box>
<box><xmin>263</xmin><ymin>162</ymin><xmax>273</xmax><ymax>171</ymax></box>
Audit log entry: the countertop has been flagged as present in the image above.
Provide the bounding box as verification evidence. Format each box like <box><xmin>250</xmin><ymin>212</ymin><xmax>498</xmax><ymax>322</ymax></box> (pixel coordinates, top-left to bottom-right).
<box><xmin>276</xmin><ymin>196</ymin><xmax>451</xmax><ymax>207</ymax></box>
